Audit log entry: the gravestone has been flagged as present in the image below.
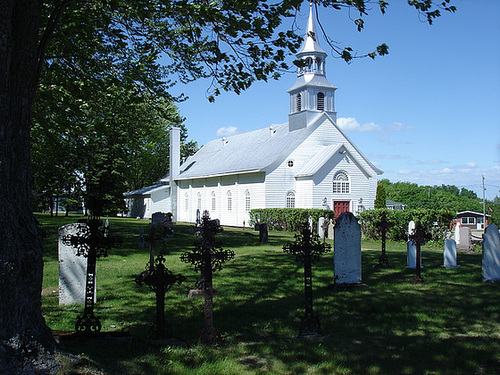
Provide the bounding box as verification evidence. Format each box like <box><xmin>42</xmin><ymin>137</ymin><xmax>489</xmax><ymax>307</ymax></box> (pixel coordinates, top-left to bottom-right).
<box><xmin>443</xmin><ymin>239</ymin><xmax>459</xmax><ymax>268</ymax></box>
<box><xmin>408</xmin><ymin>220</ymin><xmax>416</xmax><ymax>238</ymax></box>
<box><xmin>456</xmin><ymin>226</ymin><xmax>472</xmax><ymax>252</ymax></box>
<box><xmin>259</xmin><ymin>222</ymin><xmax>269</xmax><ymax>244</ymax></box>
<box><xmin>406</xmin><ymin>220</ymin><xmax>421</xmax><ymax>269</ymax></box>
<box><xmin>327</xmin><ymin>221</ymin><xmax>335</xmax><ymax>240</ymax></box>
<box><xmin>334</xmin><ymin>212</ymin><xmax>362</xmax><ymax>285</ymax></box>
<box><xmin>59</xmin><ymin>223</ymin><xmax>92</xmax><ymax>305</ymax></box>
<box><xmin>482</xmin><ymin>224</ymin><xmax>500</xmax><ymax>282</ymax></box>
<box><xmin>406</xmin><ymin>241</ymin><xmax>422</xmax><ymax>269</ymax></box>
<box><xmin>317</xmin><ymin>217</ymin><xmax>326</xmax><ymax>240</ymax></box>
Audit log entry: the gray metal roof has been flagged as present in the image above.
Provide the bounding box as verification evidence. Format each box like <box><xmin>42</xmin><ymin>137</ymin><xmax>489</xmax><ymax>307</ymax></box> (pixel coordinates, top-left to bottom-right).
<box><xmin>287</xmin><ymin>74</ymin><xmax>337</xmax><ymax>93</ymax></box>
<box><xmin>124</xmin><ymin>182</ymin><xmax>168</xmax><ymax>196</ymax></box>
<box><xmin>172</xmin><ymin>123</ymin><xmax>307</xmax><ymax>180</ymax></box>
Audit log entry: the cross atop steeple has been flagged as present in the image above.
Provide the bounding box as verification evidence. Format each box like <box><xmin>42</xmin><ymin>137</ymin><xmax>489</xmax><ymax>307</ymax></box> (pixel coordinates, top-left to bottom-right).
<box><xmin>288</xmin><ymin>2</ymin><xmax>337</xmax><ymax>131</ymax></box>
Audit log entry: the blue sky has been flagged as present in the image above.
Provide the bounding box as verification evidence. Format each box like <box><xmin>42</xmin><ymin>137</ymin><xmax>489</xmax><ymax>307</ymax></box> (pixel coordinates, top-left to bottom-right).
<box><xmin>170</xmin><ymin>1</ymin><xmax>500</xmax><ymax>200</ymax></box>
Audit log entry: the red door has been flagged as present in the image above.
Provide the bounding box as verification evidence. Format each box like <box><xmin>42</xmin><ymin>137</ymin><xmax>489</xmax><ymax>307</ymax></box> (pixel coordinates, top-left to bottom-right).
<box><xmin>333</xmin><ymin>201</ymin><xmax>350</xmax><ymax>218</ymax></box>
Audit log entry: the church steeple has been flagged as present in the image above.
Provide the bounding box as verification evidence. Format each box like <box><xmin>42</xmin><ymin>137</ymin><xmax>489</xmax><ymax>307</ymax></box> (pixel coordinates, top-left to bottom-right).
<box><xmin>288</xmin><ymin>2</ymin><xmax>337</xmax><ymax>131</ymax></box>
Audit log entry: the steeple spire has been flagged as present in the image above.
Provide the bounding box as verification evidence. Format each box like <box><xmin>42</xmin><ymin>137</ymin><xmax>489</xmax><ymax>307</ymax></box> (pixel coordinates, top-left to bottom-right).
<box><xmin>297</xmin><ymin>2</ymin><xmax>327</xmax><ymax>58</ymax></box>
<box><xmin>287</xmin><ymin>2</ymin><xmax>337</xmax><ymax>131</ymax></box>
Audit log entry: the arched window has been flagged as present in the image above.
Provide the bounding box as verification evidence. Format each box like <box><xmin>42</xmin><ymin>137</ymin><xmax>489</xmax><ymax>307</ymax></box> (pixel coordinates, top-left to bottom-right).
<box><xmin>211</xmin><ymin>191</ymin><xmax>216</xmax><ymax>211</ymax></box>
<box><xmin>296</xmin><ymin>93</ymin><xmax>302</xmax><ymax>112</ymax></box>
<box><xmin>316</xmin><ymin>57</ymin><xmax>323</xmax><ymax>73</ymax></box>
<box><xmin>317</xmin><ymin>92</ymin><xmax>325</xmax><ymax>111</ymax></box>
<box><xmin>286</xmin><ymin>191</ymin><xmax>295</xmax><ymax>208</ymax></box>
<box><xmin>333</xmin><ymin>171</ymin><xmax>350</xmax><ymax>194</ymax></box>
<box><xmin>197</xmin><ymin>192</ymin><xmax>202</xmax><ymax>211</ymax></box>
<box><xmin>305</xmin><ymin>57</ymin><xmax>313</xmax><ymax>72</ymax></box>
<box><xmin>227</xmin><ymin>191</ymin><xmax>232</xmax><ymax>211</ymax></box>
<box><xmin>184</xmin><ymin>193</ymin><xmax>189</xmax><ymax>211</ymax></box>
<box><xmin>245</xmin><ymin>190</ymin><xmax>251</xmax><ymax>212</ymax></box>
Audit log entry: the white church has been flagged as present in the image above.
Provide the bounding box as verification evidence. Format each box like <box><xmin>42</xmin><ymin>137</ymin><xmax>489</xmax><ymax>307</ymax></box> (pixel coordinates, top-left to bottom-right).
<box><xmin>125</xmin><ymin>4</ymin><xmax>382</xmax><ymax>226</ymax></box>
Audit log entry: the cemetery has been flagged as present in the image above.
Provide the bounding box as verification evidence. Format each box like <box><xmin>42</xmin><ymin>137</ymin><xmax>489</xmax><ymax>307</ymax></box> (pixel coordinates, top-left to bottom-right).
<box><xmin>39</xmin><ymin>213</ymin><xmax>499</xmax><ymax>374</ymax></box>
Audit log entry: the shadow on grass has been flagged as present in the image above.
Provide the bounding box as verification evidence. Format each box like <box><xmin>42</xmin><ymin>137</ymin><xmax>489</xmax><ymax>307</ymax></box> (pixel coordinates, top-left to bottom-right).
<box><xmin>41</xmin><ymin>217</ymin><xmax>499</xmax><ymax>374</ymax></box>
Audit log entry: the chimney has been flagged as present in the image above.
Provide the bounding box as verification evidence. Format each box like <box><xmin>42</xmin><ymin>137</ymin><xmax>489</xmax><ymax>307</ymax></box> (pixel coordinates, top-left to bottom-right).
<box><xmin>169</xmin><ymin>127</ymin><xmax>181</xmax><ymax>220</ymax></box>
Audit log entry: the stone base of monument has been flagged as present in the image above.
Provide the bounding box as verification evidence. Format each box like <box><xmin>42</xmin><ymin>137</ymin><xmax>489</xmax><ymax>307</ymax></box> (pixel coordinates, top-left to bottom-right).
<box><xmin>442</xmin><ymin>265</ymin><xmax>460</xmax><ymax>269</ymax></box>
<box><xmin>328</xmin><ymin>282</ymin><xmax>367</xmax><ymax>290</ymax></box>
<box><xmin>186</xmin><ymin>288</ymin><xmax>219</xmax><ymax>298</ymax></box>
<box><xmin>53</xmin><ymin>330</ymin><xmax>133</xmax><ymax>345</ymax></box>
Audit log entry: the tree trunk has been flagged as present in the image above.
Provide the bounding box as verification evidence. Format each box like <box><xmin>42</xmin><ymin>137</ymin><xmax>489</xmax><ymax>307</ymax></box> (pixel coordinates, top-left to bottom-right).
<box><xmin>0</xmin><ymin>0</ymin><xmax>58</xmax><ymax>372</ymax></box>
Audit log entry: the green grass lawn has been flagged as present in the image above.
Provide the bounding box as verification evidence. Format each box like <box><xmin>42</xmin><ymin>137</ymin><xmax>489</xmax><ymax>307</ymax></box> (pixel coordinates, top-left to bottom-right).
<box><xmin>37</xmin><ymin>214</ymin><xmax>500</xmax><ymax>375</ymax></box>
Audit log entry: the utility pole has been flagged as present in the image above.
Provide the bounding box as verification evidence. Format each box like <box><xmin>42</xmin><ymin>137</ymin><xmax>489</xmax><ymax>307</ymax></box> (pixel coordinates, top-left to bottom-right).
<box><xmin>482</xmin><ymin>176</ymin><xmax>486</xmax><ymax>229</ymax></box>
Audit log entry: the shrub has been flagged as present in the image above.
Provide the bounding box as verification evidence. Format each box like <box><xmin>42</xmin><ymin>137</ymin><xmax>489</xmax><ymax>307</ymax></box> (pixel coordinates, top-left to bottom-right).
<box><xmin>358</xmin><ymin>208</ymin><xmax>455</xmax><ymax>243</ymax></box>
<box><xmin>249</xmin><ymin>208</ymin><xmax>335</xmax><ymax>232</ymax></box>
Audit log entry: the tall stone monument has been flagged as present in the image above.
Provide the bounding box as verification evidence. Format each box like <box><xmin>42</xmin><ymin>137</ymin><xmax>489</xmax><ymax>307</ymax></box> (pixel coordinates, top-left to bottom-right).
<box><xmin>58</xmin><ymin>223</ymin><xmax>92</xmax><ymax>305</ymax></box>
<box><xmin>334</xmin><ymin>212</ymin><xmax>362</xmax><ymax>285</ymax></box>
<box><xmin>482</xmin><ymin>224</ymin><xmax>500</xmax><ymax>282</ymax></box>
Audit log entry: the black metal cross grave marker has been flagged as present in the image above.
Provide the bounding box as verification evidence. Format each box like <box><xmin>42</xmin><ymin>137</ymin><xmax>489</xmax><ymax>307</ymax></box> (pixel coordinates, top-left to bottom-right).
<box><xmin>283</xmin><ymin>223</ymin><xmax>331</xmax><ymax>337</ymax></box>
<box><xmin>374</xmin><ymin>212</ymin><xmax>393</xmax><ymax>268</ymax></box>
<box><xmin>135</xmin><ymin>217</ymin><xmax>185</xmax><ymax>339</ymax></box>
<box><xmin>62</xmin><ymin>215</ymin><xmax>120</xmax><ymax>335</ymax></box>
<box><xmin>180</xmin><ymin>211</ymin><xmax>234</xmax><ymax>345</ymax></box>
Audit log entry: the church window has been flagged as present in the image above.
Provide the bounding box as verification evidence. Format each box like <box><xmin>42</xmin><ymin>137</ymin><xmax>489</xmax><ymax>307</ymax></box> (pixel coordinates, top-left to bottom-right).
<box><xmin>185</xmin><ymin>193</ymin><xmax>189</xmax><ymax>211</ymax></box>
<box><xmin>333</xmin><ymin>171</ymin><xmax>350</xmax><ymax>194</ymax></box>
<box><xmin>317</xmin><ymin>92</ymin><xmax>325</xmax><ymax>111</ymax></box>
<box><xmin>296</xmin><ymin>94</ymin><xmax>302</xmax><ymax>112</ymax></box>
<box><xmin>286</xmin><ymin>191</ymin><xmax>296</xmax><ymax>208</ymax></box>
<box><xmin>245</xmin><ymin>190</ymin><xmax>251</xmax><ymax>212</ymax></box>
<box><xmin>211</xmin><ymin>191</ymin><xmax>216</xmax><ymax>211</ymax></box>
<box><xmin>287</xmin><ymin>160</ymin><xmax>294</xmax><ymax>168</ymax></box>
<box><xmin>227</xmin><ymin>191</ymin><xmax>232</xmax><ymax>211</ymax></box>
<box><xmin>197</xmin><ymin>192</ymin><xmax>202</xmax><ymax>211</ymax></box>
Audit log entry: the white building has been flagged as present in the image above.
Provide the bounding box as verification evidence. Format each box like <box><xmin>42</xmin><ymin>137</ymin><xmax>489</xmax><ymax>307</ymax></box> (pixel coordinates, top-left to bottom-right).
<box><xmin>125</xmin><ymin>4</ymin><xmax>382</xmax><ymax>225</ymax></box>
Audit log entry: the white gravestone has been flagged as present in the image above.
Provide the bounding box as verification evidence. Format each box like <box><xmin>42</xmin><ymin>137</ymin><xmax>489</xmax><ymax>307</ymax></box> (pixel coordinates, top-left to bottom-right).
<box><xmin>328</xmin><ymin>221</ymin><xmax>335</xmax><ymax>240</ymax></box>
<box><xmin>334</xmin><ymin>212</ymin><xmax>362</xmax><ymax>285</ymax></box>
<box><xmin>58</xmin><ymin>223</ymin><xmax>94</xmax><ymax>305</ymax></box>
<box><xmin>317</xmin><ymin>217</ymin><xmax>326</xmax><ymax>239</ymax></box>
<box><xmin>482</xmin><ymin>224</ymin><xmax>500</xmax><ymax>282</ymax></box>
<box><xmin>443</xmin><ymin>239</ymin><xmax>459</xmax><ymax>268</ymax></box>
<box><xmin>406</xmin><ymin>240</ymin><xmax>423</xmax><ymax>269</ymax></box>
<box><xmin>408</xmin><ymin>221</ymin><xmax>416</xmax><ymax>238</ymax></box>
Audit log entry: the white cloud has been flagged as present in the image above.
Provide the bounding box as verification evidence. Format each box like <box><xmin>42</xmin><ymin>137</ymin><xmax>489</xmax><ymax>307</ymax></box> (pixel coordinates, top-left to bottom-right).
<box><xmin>337</xmin><ymin>117</ymin><xmax>381</xmax><ymax>132</ymax></box>
<box><xmin>216</xmin><ymin>126</ymin><xmax>239</xmax><ymax>137</ymax></box>
<box><xmin>372</xmin><ymin>154</ymin><xmax>409</xmax><ymax>160</ymax></box>
<box><xmin>386</xmin><ymin>122</ymin><xmax>413</xmax><ymax>132</ymax></box>
<box><xmin>416</xmin><ymin>159</ymin><xmax>448</xmax><ymax>166</ymax></box>
<box><xmin>465</xmin><ymin>162</ymin><xmax>478</xmax><ymax>168</ymax></box>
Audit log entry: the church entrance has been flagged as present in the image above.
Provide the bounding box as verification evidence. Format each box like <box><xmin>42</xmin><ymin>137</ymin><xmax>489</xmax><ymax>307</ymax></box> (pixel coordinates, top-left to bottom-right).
<box><xmin>333</xmin><ymin>200</ymin><xmax>350</xmax><ymax>218</ymax></box>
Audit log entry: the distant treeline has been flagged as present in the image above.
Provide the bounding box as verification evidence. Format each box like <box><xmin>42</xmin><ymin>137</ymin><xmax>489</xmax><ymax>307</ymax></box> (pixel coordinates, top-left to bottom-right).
<box><xmin>379</xmin><ymin>179</ymin><xmax>499</xmax><ymax>226</ymax></box>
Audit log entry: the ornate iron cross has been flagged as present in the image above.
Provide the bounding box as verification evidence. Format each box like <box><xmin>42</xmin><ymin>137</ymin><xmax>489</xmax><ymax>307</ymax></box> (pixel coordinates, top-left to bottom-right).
<box><xmin>283</xmin><ymin>223</ymin><xmax>331</xmax><ymax>337</ymax></box>
<box><xmin>62</xmin><ymin>216</ymin><xmax>120</xmax><ymax>334</ymax></box>
<box><xmin>375</xmin><ymin>212</ymin><xmax>393</xmax><ymax>267</ymax></box>
<box><xmin>136</xmin><ymin>218</ymin><xmax>185</xmax><ymax>339</ymax></box>
<box><xmin>180</xmin><ymin>211</ymin><xmax>234</xmax><ymax>345</ymax></box>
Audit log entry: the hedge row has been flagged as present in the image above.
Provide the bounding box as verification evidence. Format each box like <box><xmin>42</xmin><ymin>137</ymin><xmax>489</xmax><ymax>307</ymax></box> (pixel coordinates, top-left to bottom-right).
<box><xmin>249</xmin><ymin>207</ymin><xmax>456</xmax><ymax>243</ymax></box>
<box><xmin>249</xmin><ymin>208</ymin><xmax>336</xmax><ymax>232</ymax></box>
<box><xmin>357</xmin><ymin>208</ymin><xmax>456</xmax><ymax>242</ymax></box>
